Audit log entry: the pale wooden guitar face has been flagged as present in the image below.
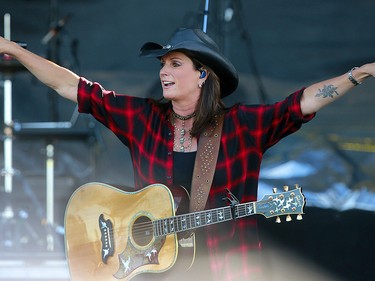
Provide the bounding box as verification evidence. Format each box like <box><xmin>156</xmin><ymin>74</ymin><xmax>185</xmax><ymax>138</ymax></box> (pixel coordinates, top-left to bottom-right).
<box><xmin>64</xmin><ymin>182</ymin><xmax>305</xmax><ymax>281</ymax></box>
<box><xmin>65</xmin><ymin>183</ymin><xmax>181</xmax><ymax>281</ymax></box>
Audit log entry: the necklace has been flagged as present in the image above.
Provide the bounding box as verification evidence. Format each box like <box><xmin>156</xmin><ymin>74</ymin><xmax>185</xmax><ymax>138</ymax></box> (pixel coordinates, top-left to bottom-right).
<box><xmin>172</xmin><ymin>111</ymin><xmax>196</xmax><ymax>121</ymax></box>
<box><xmin>172</xmin><ymin>115</ymin><xmax>193</xmax><ymax>152</ymax></box>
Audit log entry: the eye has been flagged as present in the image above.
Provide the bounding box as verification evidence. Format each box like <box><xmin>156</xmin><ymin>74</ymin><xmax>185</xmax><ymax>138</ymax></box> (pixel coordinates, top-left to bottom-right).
<box><xmin>171</xmin><ymin>60</ymin><xmax>182</xmax><ymax>67</ymax></box>
<box><xmin>160</xmin><ymin>61</ymin><xmax>165</xmax><ymax>68</ymax></box>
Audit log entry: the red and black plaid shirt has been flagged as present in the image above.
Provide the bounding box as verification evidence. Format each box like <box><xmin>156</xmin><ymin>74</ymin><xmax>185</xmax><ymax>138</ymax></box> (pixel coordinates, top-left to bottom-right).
<box><xmin>77</xmin><ymin>77</ymin><xmax>314</xmax><ymax>280</ymax></box>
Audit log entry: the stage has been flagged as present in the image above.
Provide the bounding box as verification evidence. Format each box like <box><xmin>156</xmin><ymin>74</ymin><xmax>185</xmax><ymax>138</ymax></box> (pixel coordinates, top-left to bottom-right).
<box><xmin>1</xmin><ymin>0</ymin><xmax>375</xmax><ymax>280</ymax></box>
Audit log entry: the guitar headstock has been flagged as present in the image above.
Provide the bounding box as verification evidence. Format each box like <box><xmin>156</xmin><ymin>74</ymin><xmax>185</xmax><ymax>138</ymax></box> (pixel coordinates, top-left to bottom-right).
<box><xmin>256</xmin><ymin>184</ymin><xmax>305</xmax><ymax>223</ymax></box>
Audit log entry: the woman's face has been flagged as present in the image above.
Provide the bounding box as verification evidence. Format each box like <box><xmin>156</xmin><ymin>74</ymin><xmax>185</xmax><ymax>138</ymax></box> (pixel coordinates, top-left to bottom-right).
<box><xmin>160</xmin><ymin>51</ymin><xmax>204</xmax><ymax>104</ymax></box>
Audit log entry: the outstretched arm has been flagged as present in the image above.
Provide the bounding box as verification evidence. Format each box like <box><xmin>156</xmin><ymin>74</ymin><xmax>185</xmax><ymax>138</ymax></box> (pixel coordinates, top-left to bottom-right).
<box><xmin>0</xmin><ymin>37</ymin><xmax>80</xmax><ymax>103</ymax></box>
<box><xmin>300</xmin><ymin>64</ymin><xmax>374</xmax><ymax>115</ymax></box>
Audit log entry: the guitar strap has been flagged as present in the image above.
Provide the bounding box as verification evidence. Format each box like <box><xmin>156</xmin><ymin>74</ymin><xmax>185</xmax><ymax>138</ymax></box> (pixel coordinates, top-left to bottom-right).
<box><xmin>189</xmin><ymin>114</ymin><xmax>224</xmax><ymax>213</ymax></box>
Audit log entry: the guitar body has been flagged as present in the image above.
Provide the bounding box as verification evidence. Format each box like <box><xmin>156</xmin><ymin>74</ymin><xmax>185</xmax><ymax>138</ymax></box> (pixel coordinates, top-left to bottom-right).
<box><xmin>64</xmin><ymin>182</ymin><xmax>193</xmax><ymax>281</ymax></box>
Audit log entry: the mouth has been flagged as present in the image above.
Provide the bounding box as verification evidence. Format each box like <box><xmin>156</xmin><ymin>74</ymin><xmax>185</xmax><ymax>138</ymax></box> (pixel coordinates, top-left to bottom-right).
<box><xmin>162</xmin><ymin>80</ymin><xmax>175</xmax><ymax>89</ymax></box>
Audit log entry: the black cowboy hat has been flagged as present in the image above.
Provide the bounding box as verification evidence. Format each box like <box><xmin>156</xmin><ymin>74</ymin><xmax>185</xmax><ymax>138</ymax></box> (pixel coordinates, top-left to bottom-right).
<box><xmin>139</xmin><ymin>28</ymin><xmax>239</xmax><ymax>98</ymax></box>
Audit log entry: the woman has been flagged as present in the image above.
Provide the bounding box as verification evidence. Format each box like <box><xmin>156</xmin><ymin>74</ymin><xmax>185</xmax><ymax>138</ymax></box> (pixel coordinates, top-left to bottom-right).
<box><xmin>1</xmin><ymin>28</ymin><xmax>374</xmax><ymax>280</ymax></box>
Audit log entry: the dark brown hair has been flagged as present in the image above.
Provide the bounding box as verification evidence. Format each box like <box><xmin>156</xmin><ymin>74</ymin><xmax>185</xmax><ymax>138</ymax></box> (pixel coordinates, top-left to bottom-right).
<box><xmin>190</xmin><ymin>59</ymin><xmax>225</xmax><ymax>136</ymax></box>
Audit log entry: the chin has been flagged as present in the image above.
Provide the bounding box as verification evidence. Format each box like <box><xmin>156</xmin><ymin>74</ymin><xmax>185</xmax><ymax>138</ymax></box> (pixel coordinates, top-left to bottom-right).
<box><xmin>162</xmin><ymin>91</ymin><xmax>175</xmax><ymax>100</ymax></box>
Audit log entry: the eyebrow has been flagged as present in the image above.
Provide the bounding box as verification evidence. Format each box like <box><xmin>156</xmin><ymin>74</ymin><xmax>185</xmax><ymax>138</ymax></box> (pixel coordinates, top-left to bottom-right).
<box><xmin>165</xmin><ymin>56</ymin><xmax>184</xmax><ymax>61</ymax></box>
<box><xmin>162</xmin><ymin>52</ymin><xmax>187</xmax><ymax>61</ymax></box>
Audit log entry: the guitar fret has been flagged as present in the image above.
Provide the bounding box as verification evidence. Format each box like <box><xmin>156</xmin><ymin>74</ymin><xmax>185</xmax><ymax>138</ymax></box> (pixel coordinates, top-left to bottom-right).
<box><xmin>163</xmin><ymin>219</ymin><xmax>167</xmax><ymax>234</ymax></box>
<box><xmin>185</xmin><ymin>214</ymin><xmax>191</xmax><ymax>230</ymax></box>
<box><xmin>160</xmin><ymin>220</ymin><xmax>164</xmax><ymax>234</ymax></box>
<box><xmin>171</xmin><ymin>217</ymin><xmax>176</xmax><ymax>233</ymax></box>
<box><xmin>180</xmin><ymin>215</ymin><xmax>187</xmax><ymax>231</ymax></box>
<box><xmin>224</xmin><ymin>208</ymin><xmax>232</xmax><ymax>220</ymax></box>
<box><xmin>248</xmin><ymin>203</ymin><xmax>254</xmax><ymax>215</ymax></box>
<box><xmin>159</xmin><ymin>220</ymin><xmax>163</xmax><ymax>235</ymax></box>
<box><xmin>217</xmin><ymin>208</ymin><xmax>225</xmax><ymax>221</ymax></box>
<box><xmin>153</xmin><ymin>220</ymin><xmax>157</xmax><ymax>236</ymax></box>
<box><xmin>205</xmin><ymin>211</ymin><xmax>212</xmax><ymax>224</ymax></box>
<box><xmin>212</xmin><ymin>209</ymin><xmax>217</xmax><ymax>223</ymax></box>
<box><xmin>187</xmin><ymin>215</ymin><xmax>191</xmax><ymax>229</ymax></box>
<box><xmin>176</xmin><ymin>217</ymin><xmax>181</xmax><ymax>232</ymax></box>
<box><xmin>194</xmin><ymin>212</ymin><xmax>201</xmax><ymax>227</ymax></box>
<box><xmin>188</xmin><ymin>213</ymin><xmax>194</xmax><ymax>229</ymax></box>
<box><xmin>178</xmin><ymin>218</ymin><xmax>181</xmax><ymax>230</ymax></box>
<box><xmin>153</xmin><ymin>221</ymin><xmax>157</xmax><ymax>236</ymax></box>
<box><xmin>153</xmin><ymin>220</ymin><xmax>160</xmax><ymax>236</ymax></box>
<box><xmin>235</xmin><ymin>203</ymin><xmax>255</xmax><ymax>219</ymax></box>
<box><xmin>236</xmin><ymin>205</ymin><xmax>243</xmax><ymax>218</ymax></box>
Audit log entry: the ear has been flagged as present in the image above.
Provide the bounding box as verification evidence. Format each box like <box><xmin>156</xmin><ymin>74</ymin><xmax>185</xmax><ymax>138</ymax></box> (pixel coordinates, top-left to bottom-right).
<box><xmin>199</xmin><ymin>68</ymin><xmax>208</xmax><ymax>79</ymax></box>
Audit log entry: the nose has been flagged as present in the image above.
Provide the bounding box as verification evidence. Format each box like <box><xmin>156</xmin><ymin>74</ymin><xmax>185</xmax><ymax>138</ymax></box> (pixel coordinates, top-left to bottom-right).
<box><xmin>160</xmin><ymin>67</ymin><xmax>169</xmax><ymax>80</ymax></box>
<box><xmin>160</xmin><ymin>63</ymin><xmax>168</xmax><ymax>75</ymax></box>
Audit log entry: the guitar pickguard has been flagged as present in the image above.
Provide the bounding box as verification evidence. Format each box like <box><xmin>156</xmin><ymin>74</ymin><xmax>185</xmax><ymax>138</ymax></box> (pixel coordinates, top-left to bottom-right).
<box><xmin>113</xmin><ymin>236</ymin><xmax>166</xmax><ymax>279</ymax></box>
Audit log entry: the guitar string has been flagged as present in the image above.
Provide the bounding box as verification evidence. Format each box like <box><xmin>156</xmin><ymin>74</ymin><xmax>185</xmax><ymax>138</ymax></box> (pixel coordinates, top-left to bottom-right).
<box><xmin>104</xmin><ymin>201</ymin><xmax>281</xmax><ymax>239</ymax></box>
<box><xmin>95</xmin><ymin>187</ymin><xmax>300</xmax><ymax>237</ymax></box>
<box><xmin>103</xmin><ymin>206</ymin><xmax>240</xmax><ymax>239</ymax></box>
<box><xmin>131</xmin><ymin>208</ymin><xmax>233</xmax><ymax>234</ymax></box>
<box><xmin>116</xmin><ymin>204</ymin><xmax>256</xmax><ymax>236</ymax></box>
<box><xmin>100</xmin><ymin>208</ymin><xmax>236</xmax><ymax>240</ymax></box>
<box><xmin>101</xmin><ymin>197</ymin><xmax>299</xmax><ymax>239</ymax></box>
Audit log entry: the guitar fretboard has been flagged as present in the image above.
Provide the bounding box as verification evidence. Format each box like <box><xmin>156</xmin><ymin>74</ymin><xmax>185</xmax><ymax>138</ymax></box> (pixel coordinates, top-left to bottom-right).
<box><xmin>153</xmin><ymin>202</ymin><xmax>256</xmax><ymax>236</ymax></box>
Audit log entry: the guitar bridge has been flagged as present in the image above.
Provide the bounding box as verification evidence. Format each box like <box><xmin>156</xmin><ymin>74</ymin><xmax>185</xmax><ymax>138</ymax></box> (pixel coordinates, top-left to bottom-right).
<box><xmin>98</xmin><ymin>214</ymin><xmax>114</xmax><ymax>263</ymax></box>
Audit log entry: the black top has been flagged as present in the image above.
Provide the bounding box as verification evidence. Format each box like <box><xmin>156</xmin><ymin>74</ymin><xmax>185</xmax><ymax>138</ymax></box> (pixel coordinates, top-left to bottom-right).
<box><xmin>173</xmin><ymin>151</ymin><xmax>196</xmax><ymax>194</ymax></box>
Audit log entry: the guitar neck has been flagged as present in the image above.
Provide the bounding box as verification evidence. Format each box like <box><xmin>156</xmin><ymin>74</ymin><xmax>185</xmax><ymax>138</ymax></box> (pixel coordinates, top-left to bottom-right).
<box><xmin>153</xmin><ymin>185</ymin><xmax>305</xmax><ymax>237</ymax></box>
<box><xmin>153</xmin><ymin>202</ymin><xmax>256</xmax><ymax>236</ymax></box>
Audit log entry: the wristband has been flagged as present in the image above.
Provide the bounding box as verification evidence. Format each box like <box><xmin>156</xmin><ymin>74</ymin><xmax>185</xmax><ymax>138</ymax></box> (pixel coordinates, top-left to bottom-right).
<box><xmin>348</xmin><ymin>67</ymin><xmax>361</xmax><ymax>86</ymax></box>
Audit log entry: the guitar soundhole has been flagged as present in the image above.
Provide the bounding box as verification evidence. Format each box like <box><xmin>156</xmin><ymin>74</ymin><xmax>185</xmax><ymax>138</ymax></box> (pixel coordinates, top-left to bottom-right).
<box><xmin>132</xmin><ymin>215</ymin><xmax>153</xmax><ymax>247</ymax></box>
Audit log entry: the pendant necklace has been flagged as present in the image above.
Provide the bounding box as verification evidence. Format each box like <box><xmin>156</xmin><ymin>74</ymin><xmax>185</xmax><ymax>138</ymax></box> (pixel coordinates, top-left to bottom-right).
<box><xmin>172</xmin><ymin>111</ymin><xmax>196</xmax><ymax>152</ymax></box>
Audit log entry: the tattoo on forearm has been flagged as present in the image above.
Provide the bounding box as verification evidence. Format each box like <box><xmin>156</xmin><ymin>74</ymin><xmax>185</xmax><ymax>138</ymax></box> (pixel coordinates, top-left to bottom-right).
<box><xmin>315</xmin><ymin>85</ymin><xmax>339</xmax><ymax>98</ymax></box>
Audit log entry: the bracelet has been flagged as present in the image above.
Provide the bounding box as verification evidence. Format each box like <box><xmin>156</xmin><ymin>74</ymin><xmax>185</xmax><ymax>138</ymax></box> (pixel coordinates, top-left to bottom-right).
<box><xmin>348</xmin><ymin>67</ymin><xmax>361</xmax><ymax>86</ymax></box>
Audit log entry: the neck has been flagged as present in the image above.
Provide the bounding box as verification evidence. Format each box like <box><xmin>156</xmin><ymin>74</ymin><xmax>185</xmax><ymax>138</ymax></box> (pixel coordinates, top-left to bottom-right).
<box><xmin>172</xmin><ymin>110</ymin><xmax>196</xmax><ymax>121</ymax></box>
<box><xmin>171</xmin><ymin>101</ymin><xmax>197</xmax><ymax>118</ymax></box>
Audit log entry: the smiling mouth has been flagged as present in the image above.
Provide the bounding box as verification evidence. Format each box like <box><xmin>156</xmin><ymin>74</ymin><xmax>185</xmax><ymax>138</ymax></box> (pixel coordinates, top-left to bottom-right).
<box><xmin>162</xmin><ymin>81</ymin><xmax>175</xmax><ymax>88</ymax></box>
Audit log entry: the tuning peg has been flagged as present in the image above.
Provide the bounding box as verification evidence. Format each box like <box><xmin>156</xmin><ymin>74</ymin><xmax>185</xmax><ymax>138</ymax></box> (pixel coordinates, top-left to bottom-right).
<box><xmin>283</xmin><ymin>185</ymin><xmax>289</xmax><ymax>191</ymax></box>
<box><xmin>297</xmin><ymin>214</ymin><xmax>303</xmax><ymax>221</ymax></box>
<box><xmin>273</xmin><ymin>187</ymin><xmax>277</xmax><ymax>193</ymax></box>
<box><xmin>286</xmin><ymin>214</ymin><xmax>292</xmax><ymax>222</ymax></box>
<box><xmin>275</xmin><ymin>216</ymin><xmax>281</xmax><ymax>223</ymax></box>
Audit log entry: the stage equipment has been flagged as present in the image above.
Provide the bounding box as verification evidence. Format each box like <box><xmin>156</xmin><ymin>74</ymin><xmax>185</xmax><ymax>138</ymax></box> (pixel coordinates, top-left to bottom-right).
<box><xmin>0</xmin><ymin>13</ymin><xmax>32</xmax><ymax>253</ymax></box>
<box><xmin>1</xmin><ymin>12</ymin><xmax>97</xmax><ymax>253</ymax></box>
<box><xmin>203</xmin><ymin>0</ymin><xmax>210</xmax><ymax>32</ymax></box>
<box><xmin>1</xmin><ymin>13</ymin><xmax>26</xmax><ymax>198</ymax></box>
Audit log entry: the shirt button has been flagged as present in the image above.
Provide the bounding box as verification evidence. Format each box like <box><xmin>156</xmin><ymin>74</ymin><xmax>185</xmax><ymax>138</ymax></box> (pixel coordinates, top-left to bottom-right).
<box><xmin>167</xmin><ymin>151</ymin><xmax>172</xmax><ymax>156</ymax></box>
<box><xmin>167</xmin><ymin>175</ymin><xmax>172</xmax><ymax>179</ymax></box>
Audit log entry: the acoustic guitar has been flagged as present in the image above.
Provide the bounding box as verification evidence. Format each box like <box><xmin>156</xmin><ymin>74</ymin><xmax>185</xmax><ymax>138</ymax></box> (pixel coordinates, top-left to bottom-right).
<box><xmin>64</xmin><ymin>182</ymin><xmax>305</xmax><ymax>280</ymax></box>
